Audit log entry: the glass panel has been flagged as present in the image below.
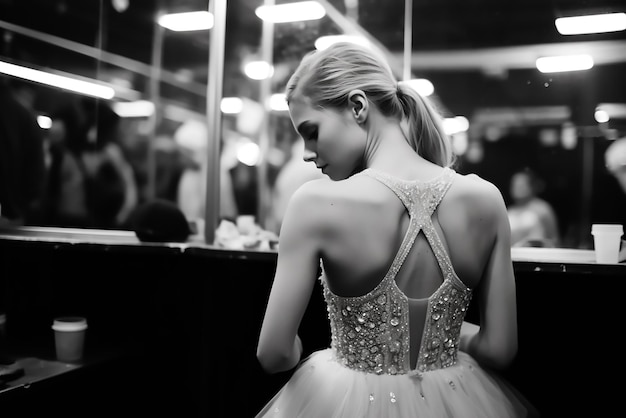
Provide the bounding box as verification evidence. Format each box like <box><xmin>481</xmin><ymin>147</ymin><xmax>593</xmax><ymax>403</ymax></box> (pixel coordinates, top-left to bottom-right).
<box><xmin>0</xmin><ymin>0</ymin><xmax>214</xmax><ymax>233</ymax></box>
<box><xmin>262</xmin><ymin>0</ymin><xmax>626</xmax><ymax>250</ymax></box>
<box><xmin>1</xmin><ymin>0</ymin><xmax>625</xmax><ymax>250</ymax></box>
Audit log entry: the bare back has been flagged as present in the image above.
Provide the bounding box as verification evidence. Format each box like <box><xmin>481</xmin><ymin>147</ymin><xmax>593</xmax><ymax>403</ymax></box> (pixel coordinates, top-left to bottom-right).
<box><xmin>261</xmin><ymin>165</ymin><xmax>516</xmax><ymax>373</ymax></box>
<box><xmin>305</xmin><ymin>166</ymin><xmax>506</xmax><ymax>369</ymax></box>
<box><xmin>314</xmin><ymin>169</ymin><xmax>503</xmax><ymax>299</ymax></box>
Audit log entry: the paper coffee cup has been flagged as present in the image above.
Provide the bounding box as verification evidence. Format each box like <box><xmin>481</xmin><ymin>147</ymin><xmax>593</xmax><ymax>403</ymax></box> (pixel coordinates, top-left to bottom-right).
<box><xmin>591</xmin><ymin>224</ymin><xmax>623</xmax><ymax>264</ymax></box>
<box><xmin>52</xmin><ymin>317</ymin><xmax>88</xmax><ymax>363</ymax></box>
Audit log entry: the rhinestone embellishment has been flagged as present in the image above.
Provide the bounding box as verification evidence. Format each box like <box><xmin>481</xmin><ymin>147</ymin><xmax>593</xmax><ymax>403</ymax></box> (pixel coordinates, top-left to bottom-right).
<box><xmin>321</xmin><ymin>167</ymin><xmax>472</xmax><ymax>377</ymax></box>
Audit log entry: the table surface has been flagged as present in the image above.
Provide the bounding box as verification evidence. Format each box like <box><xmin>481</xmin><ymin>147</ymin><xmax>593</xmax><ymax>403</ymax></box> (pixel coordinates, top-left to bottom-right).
<box><xmin>0</xmin><ymin>357</ymin><xmax>81</xmax><ymax>394</ymax></box>
<box><xmin>1</xmin><ymin>226</ymin><xmax>624</xmax><ymax>267</ymax></box>
<box><xmin>511</xmin><ymin>247</ymin><xmax>597</xmax><ymax>263</ymax></box>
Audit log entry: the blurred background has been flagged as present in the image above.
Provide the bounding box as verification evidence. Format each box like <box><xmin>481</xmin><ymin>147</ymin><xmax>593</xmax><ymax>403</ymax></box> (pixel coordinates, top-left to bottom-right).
<box><xmin>1</xmin><ymin>0</ymin><xmax>625</xmax><ymax>249</ymax></box>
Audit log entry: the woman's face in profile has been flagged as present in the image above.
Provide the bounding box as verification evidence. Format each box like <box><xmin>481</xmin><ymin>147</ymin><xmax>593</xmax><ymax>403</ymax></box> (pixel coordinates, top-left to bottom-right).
<box><xmin>288</xmin><ymin>98</ymin><xmax>365</xmax><ymax>181</ymax></box>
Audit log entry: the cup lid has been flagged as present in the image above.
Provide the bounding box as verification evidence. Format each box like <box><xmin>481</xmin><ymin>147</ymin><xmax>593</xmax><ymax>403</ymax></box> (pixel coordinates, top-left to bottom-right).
<box><xmin>591</xmin><ymin>224</ymin><xmax>624</xmax><ymax>235</ymax></box>
<box><xmin>52</xmin><ymin>317</ymin><xmax>88</xmax><ymax>332</ymax></box>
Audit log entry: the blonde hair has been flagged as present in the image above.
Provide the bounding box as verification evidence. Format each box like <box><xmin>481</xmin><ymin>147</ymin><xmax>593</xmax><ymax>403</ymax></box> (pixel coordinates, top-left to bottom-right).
<box><xmin>286</xmin><ymin>42</ymin><xmax>454</xmax><ymax>167</ymax></box>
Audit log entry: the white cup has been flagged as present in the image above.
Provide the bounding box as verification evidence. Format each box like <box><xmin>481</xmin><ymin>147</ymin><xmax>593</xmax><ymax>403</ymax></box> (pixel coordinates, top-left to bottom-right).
<box><xmin>236</xmin><ymin>215</ymin><xmax>256</xmax><ymax>236</ymax></box>
<box><xmin>52</xmin><ymin>317</ymin><xmax>88</xmax><ymax>363</ymax></box>
<box><xmin>591</xmin><ymin>224</ymin><xmax>623</xmax><ymax>264</ymax></box>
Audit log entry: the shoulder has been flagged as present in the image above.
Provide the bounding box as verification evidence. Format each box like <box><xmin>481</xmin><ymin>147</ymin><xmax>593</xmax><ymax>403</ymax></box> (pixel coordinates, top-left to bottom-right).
<box><xmin>291</xmin><ymin>173</ymin><xmax>383</xmax><ymax>202</ymax></box>
<box><xmin>289</xmin><ymin>176</ymin><xmax>334</xmax><ymax>203</ymax></box>
<box><xmin>443</xmin><ymin>172</ymin><xmax>509</xmax><ymax>233</ymax></box>
<box><xmin>286</xmin><ymin>176</ymin><xmax>365</xmax><ymax>219</ymax></box>
<box><xmin>450</xmin><ymin>172</ymin><xmax>507</xmax><ymax>210</ymax></box>
<box><xmin>281</xmin><ymin>177</ymin><xmax>336</xmax><ymax>233</ymax></box>
<box><xmin>278</xmin><ymin>177</ymin><xmax>349</xmax><ymax>253</ymax></box>
<box><xmin>283</xmin><ymin>175</ymin><xmax>381</xmax><ymax>232</ymax></box>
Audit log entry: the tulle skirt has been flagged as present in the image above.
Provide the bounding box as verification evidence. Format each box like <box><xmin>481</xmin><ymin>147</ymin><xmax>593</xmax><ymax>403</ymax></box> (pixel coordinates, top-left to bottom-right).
<box><xmin>256</xmin><ymin>349</ymin><xmax>532</xmax><ymax>418</ymax></box>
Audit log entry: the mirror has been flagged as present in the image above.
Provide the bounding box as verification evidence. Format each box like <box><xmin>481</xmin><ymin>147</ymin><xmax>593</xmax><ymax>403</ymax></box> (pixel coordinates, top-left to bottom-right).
<box><xmin>1</xmin><ymin>0</ymin><xmax>625</xmax><ymax>250</ymax></box>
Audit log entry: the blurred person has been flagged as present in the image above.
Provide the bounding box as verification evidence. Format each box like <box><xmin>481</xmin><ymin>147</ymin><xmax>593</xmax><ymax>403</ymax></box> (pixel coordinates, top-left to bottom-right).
<box><xmin>43</xmin><ymin>99</ymin><xmax>138</xmax><ymax>229</ymax></box>
<box><xmin>269</xmin><ymin>138</ymin><xmax>325</xmax><ymax>234</ymax></box>
<box><xmin>153</xmin><ymin>133</ymin><xmax>193</xmax><ymax>203</ymax></box>
<box><xmin>256</xmin><ymin>42</ymin><xmax>532</xmax><ymax>417</ymax></box>
<box><xmin>604</xmin><ymin>137</ymin><xmax>626</xmax><ymax>261</ymax></box>
<box><xmin>507</xmin><ymin>168</ymin><xmax>560</xmax><ymax>248</ymax></box>
<box><xmin>83</xmin><ymin>99</ymin><xmax>138</xmax><ymax>227</ymax></box>
<box><xmin>176</xmin><ymin>119</ymin><xmax>238</xmax><ymax>228</ymax></box>
<box><xmin>0</xmin><ymin>81</ymin><xmax>47</xmax><ymax>227</ymax></box>
<box><xmin>605</xmin><ymin>137</ymin><xmax>626</xmax><ymax>195</ymax></box>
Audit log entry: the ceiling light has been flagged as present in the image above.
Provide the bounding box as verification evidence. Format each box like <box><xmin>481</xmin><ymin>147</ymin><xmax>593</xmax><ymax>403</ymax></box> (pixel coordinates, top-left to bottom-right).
<box><xmin>451</xmin><ymin>133</ymin><xmax>468</xmax><ymax>156</ymax></box>
<box><xmin>403</xmin><ymin>78</ymin><xmax>434</xmax><ymax>97</ymax></box>
<box><xmin>443</xmin><ymin>116</ymin><xmax>470</xmax><ymax>135</ymax></box>
<box><xmin>560</xmin><ymin>123</ymin><xmax>577</xmax><ymax>150</ymax></box>
<box><xmin>244</xmin><ymin>61</ymin><xmax>274</xmax><ymax>80</ymax></box>
<box><xmin>594</xmin><ymin>109</ymin><xmax>610</xmax><ymax>123</ymax></box>
<box><xmin>255</xmin><ymin>1</ymin><xmax>326</xmax><ymax>23</ymax></box>
<box><xmin>221</xmin><ymin>97</ymin><xmax>243</xmax><ymax>114</ymax></box>
<box><xmin>314</xmin><ymin>35</ymin><xmax>370</xmax><ymax>50</ymax></box>
<box><xmin>158</xmin><ymin>11</ymin><xmax>214</xmax><ymax>31</ymax></box>
<box><xmin>237</xmin><ymin>140</ymin><xmax>261</xmax><ymax>166</ymax></box>
<box><xmin>555</xmin><ymin>12</ymin><xmax>626</xmax><ymax>35</ymax></box>
<box><xmin>596</xmin><ymin>103</ymin><xmax>626</xmax><ymax>119</ymax></box>
<box><xmin>37</xmin><ymin>115</ymin><xmax>52</xmax><ymax>129</ymax></box>
<box><xmin>112</xmin><ymin>100</ymin><xmax>155</xmax><ymax>118</ymax></box>
<box><xmin>0</xmin><ymin>60</ymin><xmax>115</xmax><ymax>99</ymax></box>
<box><xmin>111</xmin><ymin>0</ymin><xmax>130</xmax><ymax>13</ymax></box>
<box><xmin>268</xmin><ymin>93</ymin><xmax>289</xmax><ymax>111</ymax></box>
<box><xmin>535</xmin><ymin>54</ymin><xmax>594</xmax><ymax>73</ymax></box>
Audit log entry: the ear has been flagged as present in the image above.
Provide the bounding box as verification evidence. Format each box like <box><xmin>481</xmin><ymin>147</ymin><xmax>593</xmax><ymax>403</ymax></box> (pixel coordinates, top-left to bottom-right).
<box><xmin>348</xmin><ymin>90</ymin><xmax>368</xmax><ymax>124</ymax></box>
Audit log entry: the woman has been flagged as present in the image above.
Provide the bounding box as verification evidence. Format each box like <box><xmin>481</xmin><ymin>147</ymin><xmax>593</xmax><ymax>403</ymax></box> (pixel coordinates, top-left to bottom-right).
<box><xmin>507</xmin><ymin>168</ymin><xmax>560</xmax><ymax>248</ymax></box>
<box><xmin>256</xmin><ymin>42</ymin><xmax>530</xmax><ymax>417</ymax></box>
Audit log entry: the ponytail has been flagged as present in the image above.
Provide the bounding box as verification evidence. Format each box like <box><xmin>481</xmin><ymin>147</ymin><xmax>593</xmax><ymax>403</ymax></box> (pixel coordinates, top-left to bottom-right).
<box><xmin>287</xmin><ymin>42</ymin><xmax>455</xmax><ymax>168</ymax></box>
<box><xmin>397</xmin><ymin>83</ymin><xmax>454</xmax><ymax>168</ymax></box>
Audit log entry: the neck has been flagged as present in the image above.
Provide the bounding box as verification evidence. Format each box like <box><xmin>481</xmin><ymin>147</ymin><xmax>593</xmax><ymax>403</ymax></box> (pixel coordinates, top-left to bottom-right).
<box><xmin>362</xmin><ymin>114</ymin><xmax>430</xmax><ymax>173</ymax></box>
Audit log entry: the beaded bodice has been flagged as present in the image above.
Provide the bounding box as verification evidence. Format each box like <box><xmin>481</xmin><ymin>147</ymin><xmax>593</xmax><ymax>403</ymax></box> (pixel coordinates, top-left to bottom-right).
<box><xmin>321</xmin><ymin>167</ymin><xmax>472</xmax><ymax>376</ymax></box>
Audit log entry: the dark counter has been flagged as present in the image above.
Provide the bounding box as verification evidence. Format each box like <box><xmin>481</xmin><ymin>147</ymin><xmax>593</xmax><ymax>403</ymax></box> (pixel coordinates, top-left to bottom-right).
<box><xmin>1</xmin><ymin>227</ymin><xmax>625</xmax><ymax>417</ymax></box>
<box><xmin>0</xmin><ymin>227</ymin><xmax>322</xmax><ymax>417</ymax></box>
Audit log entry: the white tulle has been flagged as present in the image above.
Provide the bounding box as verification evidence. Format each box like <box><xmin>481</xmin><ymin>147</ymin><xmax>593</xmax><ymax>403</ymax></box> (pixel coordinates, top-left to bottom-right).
<box><xmin>256</xmin><ymin>349</ymin><xmax>531</xmax><ymax>418</ymax></box>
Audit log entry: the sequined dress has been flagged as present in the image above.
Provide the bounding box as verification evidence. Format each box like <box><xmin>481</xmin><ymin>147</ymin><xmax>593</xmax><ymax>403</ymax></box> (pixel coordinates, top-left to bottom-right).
<box><xmin>256</xmin><ymin>167</ymin><xmax>530</xmax><ymax>417</ymax></box>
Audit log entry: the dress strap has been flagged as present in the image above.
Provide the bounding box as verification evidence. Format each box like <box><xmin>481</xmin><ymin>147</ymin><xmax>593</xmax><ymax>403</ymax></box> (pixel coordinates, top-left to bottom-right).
<box><xmin>357</xmin><ymin>168</ymin><xmax>457</xmax><ymax>282</ymax></box>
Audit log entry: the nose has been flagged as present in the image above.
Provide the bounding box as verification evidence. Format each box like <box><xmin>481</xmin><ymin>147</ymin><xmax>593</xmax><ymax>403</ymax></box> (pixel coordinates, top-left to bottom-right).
<box><xmin>303</xmin><ymin>148</ymin><xmax>316</xmax><ymax>163</ymax></box>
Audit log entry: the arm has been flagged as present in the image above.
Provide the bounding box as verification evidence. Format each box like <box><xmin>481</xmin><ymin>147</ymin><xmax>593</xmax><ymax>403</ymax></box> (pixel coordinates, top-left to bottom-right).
<box><xmin>256</xmin><ymin>183</ymin><xmax>322</xmax><ymax>373</ymax></box>
<box><xmin>106</xmin><ymin>144</ymin><xmax>138</xmax><ymax>225</ymax></box>
<box><xmin>460</xmin><ymin>183</ymin><xmax>518</xmax><ymax>370</ymax></box>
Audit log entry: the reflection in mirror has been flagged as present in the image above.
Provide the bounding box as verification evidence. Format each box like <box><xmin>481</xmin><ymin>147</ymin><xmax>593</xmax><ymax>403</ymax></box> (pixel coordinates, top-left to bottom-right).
<box><xmin>0</xmin><ymin>0</ymin><xmax>214</xmax><ymax>232</ymax></box>
<box><xmin>260</xmin><ymin>0</ymin><xmax>626</xmax><ymax>251</ymax></box>
<box><xmin>1</xmin><ymin>0</ymin><xmax>625</xmax><ymax>251</ymax></box>
<box><xmin>393</xmin><ymin>1</ymin><xmax>626</xmax><ymax>251</ymax></box>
